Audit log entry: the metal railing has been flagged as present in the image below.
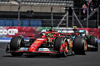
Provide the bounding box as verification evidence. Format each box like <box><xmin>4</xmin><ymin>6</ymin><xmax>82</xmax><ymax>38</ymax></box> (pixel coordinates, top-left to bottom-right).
<box><xmin>57</xmin><ymin>7</ymin><xmax>100</xmax><ymax>28</ymax></box>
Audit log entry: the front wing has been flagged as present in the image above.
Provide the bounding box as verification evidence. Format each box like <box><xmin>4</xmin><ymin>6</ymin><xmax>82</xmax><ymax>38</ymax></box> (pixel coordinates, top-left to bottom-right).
<box><xmin>6</xmin><ymin>47</ymin><xmax>57</xmax><ymax>54</ymax></box>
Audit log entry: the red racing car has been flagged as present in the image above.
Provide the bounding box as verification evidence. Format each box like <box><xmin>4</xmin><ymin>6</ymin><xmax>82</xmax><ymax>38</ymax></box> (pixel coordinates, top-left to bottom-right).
<box><xmin>6</xmin><ymin>28</ymin><xmax>88</xmax><ymax>57</ymax></box>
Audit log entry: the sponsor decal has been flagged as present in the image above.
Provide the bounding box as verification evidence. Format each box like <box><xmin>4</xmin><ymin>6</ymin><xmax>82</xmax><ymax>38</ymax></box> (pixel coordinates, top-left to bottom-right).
<box><xmin>0</xmin><ymin>29</ymin><xmax>18</xmax><ymax>35</ymax></box>
<box><xmin>61</xmin><ymin>30</ymin><xmax>74</xmax><ymax>33</ymax></box>
<box><xmin>38</xmin><ymin>48</ymin><xmax>50</xmax><ymax>51</ymax></box>
<box><xmin>19</xmin><ymin>47</ymin><xmax>28</xmax><ymax>51</ymax></box>
<box><xmin>34</xmin><ymin>41</ymin><xmax>40</xmax><ymax>43</ymax></box>
<box><xmin>79</xmin><ymin>30</ymin><xmax>85</xmax><ymax>33</ymax></box>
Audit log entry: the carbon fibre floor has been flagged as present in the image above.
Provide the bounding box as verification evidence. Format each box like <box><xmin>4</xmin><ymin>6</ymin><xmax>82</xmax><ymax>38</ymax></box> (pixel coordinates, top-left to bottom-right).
<box><xmin>0</xmin><ymin>43</ymin><xmax>100</xmax><ymax>66</ymax></box>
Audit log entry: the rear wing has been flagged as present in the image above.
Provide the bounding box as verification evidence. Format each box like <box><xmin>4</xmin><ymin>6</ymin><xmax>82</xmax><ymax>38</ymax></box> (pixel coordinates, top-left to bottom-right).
<box><xmin>41</xmin><ymin>28</ymin><xmax>86</xmax><ymax>34</ymax></box>
<box><xmin>55</xmin><ymin>29</ymin><xmax>86</xmax><ymax>34</ymax></box>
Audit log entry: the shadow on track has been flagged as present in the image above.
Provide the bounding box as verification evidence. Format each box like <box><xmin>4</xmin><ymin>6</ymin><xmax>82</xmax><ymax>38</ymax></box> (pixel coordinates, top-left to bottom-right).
<box><xmin>2</xmin><ymin>53</ymin><xmax>76</xmax><ymax>59</ymax></box>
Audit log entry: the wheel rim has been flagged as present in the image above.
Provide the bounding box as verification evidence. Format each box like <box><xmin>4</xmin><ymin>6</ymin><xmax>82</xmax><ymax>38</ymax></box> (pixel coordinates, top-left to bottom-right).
<box><xmin>60</xmin><ymin>42</ymin><xmax>68</xmax><ymax>53</ymax></box>
<box><xmin>64</xmin><ymin>42</ymin><xmax>68</xmax><ymax>53</ymax></box>
<box><xmin>60</xmin><ymin>44</ymin><xmax>63</xmax><ymax>52</ymax></box>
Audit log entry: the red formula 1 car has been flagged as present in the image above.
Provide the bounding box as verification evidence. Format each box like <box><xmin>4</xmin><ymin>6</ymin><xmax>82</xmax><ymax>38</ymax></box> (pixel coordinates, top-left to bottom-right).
<box><xmin>6</xmin><ymin>29</ymin><xmax>87</xmax><ymax>57</ymax></box>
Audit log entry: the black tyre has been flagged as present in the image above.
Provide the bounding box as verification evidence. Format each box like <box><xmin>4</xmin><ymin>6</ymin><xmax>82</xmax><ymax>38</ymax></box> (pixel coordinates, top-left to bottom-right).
<box><xmin>89</xmin><ymin>36</ymin><xmax>98</xmax><ymax>51</ymax></box>
<box><xmin>10</xmin><ymin>36</ymin><xmax>24</xmax><ymax>51</ymax></box>
<box><xmin>54</xmin><ymin>37</ymin><xmax>68</xmax><ymax>57</ymax></box>
<box><xmin>11</xmin><ymin>52</ymin><xmax>23</xmax><ymax>56</ymax></box>
<box><xmin>73</xmin><ymin>37</ymin><xmax>87</xmax><ymax>54</ymax></box>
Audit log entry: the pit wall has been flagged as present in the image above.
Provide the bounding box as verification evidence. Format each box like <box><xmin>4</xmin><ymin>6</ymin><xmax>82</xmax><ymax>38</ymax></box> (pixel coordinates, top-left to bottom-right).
<box><xmin>0</xmin><ymin>27</ymin><xmax>99</xmax><ymax>39</ymax></box>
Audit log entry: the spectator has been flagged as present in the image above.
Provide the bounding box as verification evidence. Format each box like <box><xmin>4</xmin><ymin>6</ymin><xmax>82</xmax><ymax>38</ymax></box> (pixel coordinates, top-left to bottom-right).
<box><xmin>82</xmin><ymin>3</ymin><xmax>87</xmax><ymax>20</ymax></box>
<box><xmin>84</xmin><ymin>0</ymin><xmax>94</xmax><ymax>14</ymax></box>
<box><xmin>82</xmin><ymin>3</ymin><xmax>87</xmax><ymax>14</ymax></box>
<box><xmin>87</xmin><ymin>0</ymin><xmax>92</xmax><ymax>13</ymax></box>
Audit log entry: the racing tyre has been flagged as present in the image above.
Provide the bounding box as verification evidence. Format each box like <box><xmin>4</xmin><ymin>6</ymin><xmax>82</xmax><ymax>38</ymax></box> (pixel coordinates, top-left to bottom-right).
<box><xmin>11</xmin><ymin>52</ymin><xmax>23</xmax><ymax>56</ymax></box>
<box><xmin>10</xmin><ymin>36</ymin><xmax>24</xmax><ymax>51</ymax></box>
<box><xmin>89</xmin><ymin>36</ymin><xmax>98</xmax><ymax>51</ymax></box>
<box><xmin>54</xmin><ymin>37</ymin><xmax>68</xmax><ymax>57</ymax></box>
<box><xmin>73</xmin><ymin>37</ymin><xmax>87</xmax><ymax>55</ymax></box>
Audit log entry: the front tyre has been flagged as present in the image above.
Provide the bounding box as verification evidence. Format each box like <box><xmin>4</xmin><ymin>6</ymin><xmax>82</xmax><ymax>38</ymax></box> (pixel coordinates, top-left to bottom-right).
<box><xmin>10</xmin><ymin>36</ymin><xmax>24</xmax><ymax>56</ymax></box>
<box><xmin>10</xmin><ymin>36</ymin><xmax>24</xmax><ymax>51</ymax></box>
<box><xmin>54</xmin><ymin>37</ymin><xmax>68</xmax><ymax>57</ymax></box>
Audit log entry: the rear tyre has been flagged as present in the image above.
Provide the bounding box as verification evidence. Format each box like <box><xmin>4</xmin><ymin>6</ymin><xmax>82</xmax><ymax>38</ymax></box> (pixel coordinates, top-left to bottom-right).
<box><xmin>73</xmin><ymin>37</ymin><xmax>87</xmax><ymax>55</ymax></box>
<box><xmin>10</xmin><ymin>36</ymin><xmax>24</xmax><ymax>56</ymax></box>
<box><xmin>89</xmin><ymin>36</ymin><xmax>98</xmax><ymax>51</ymax></box>
<box><xmin>54</xmin><ymin>37</ymin><xmax>68</xmax><ymax>57</ymax></box>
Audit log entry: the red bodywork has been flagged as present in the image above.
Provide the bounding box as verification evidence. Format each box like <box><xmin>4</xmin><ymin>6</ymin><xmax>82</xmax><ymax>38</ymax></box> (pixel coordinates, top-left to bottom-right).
<box><xmin>9</xmin><ymin>30</ymin><xmax>73</xmax><ymax>54</ymax></box>
<box><xmin>29</xmin><ymin>38</ymin><xmax>47</xmax><ymax>52</ymax></box>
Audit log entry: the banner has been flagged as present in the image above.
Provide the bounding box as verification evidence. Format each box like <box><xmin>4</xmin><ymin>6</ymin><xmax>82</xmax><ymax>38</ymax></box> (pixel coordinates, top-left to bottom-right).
<box><xmin>77</xmin><ymin>28</ymin><xmax>100</xmax><ymax>39</ymax></box>
<box><xmin>0</xmin><ymin>27</ymin><xmax>100</xmax><ymax>39</ymax></box>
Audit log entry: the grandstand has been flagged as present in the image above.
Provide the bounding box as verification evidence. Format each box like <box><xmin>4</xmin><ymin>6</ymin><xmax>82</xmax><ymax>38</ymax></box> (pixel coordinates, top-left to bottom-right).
<box><xmin>0</xmin><ymin>0</ymin><xmax>99</xmax><ymax>28</ymax></box>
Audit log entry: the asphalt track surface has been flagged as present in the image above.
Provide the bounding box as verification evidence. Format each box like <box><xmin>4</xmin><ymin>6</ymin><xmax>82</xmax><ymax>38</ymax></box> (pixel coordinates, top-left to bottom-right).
<box><xmin>0</xmin><ymin>43</ymin><xmax>100</xmax><ymax>66</ymax></box>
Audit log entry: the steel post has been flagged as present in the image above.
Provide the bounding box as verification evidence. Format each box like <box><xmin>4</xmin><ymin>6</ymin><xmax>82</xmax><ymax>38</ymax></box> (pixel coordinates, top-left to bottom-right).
<box><xmin>51</xmin><ymin>7</ymin><xmax>53</xmax><ymax>27</ymax></box>
<box><xmin>66</xmin><ymin>8</ymin><xmax>69</xmax><ymax>27</ymax></box>
<box><xmin>72</xmin><ymin>8</ymin><xmax>74</xmax><ymax>27</ymax></box>
<box><xmin>18</xmin><ymin>5</ymin><xmax>20</xmax><ymax>26</ymax></box>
